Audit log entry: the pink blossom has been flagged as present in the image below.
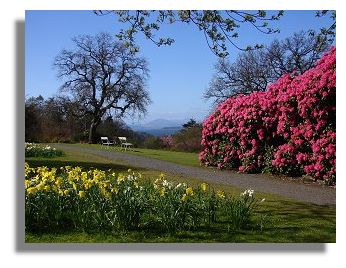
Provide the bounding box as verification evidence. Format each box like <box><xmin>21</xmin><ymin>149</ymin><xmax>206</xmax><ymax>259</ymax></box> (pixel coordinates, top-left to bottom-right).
<box><xmin>199</xmin><ymin>47</ymin><xmax>335</xmax><ymax>183</ymax></box>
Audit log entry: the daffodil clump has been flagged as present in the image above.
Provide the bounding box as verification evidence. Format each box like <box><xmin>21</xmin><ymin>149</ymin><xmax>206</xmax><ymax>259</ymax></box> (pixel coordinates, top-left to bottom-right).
<box><xmin>149</xmin><ymin>174</ymin><xmax>210</xmax><ymax>232</ymax></box>
<box><xmin>25</xmin><ymin>163</ymin><xmax>264</xmax><ymax>233</ymax></box>
<box><xmin>220</xmin><ymin>188</ymin><xmax>266</xmax><ymax>230</ymax></box>
<box><xmin>25</xmin><ymin>143</ymin><xmax>64</xmax><ymax>158</ymax></box>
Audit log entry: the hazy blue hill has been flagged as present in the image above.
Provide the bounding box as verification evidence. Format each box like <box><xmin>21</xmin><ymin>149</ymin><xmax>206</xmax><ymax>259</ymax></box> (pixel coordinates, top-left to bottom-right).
<box><xmin>139</xmin><ymin>126</ymin><xmax>182</xmax><ymax>137</ymax></box>
<box><xmin>130</xmin><ymin>119</ymin><xmax>184</xmax><ymax>137</ymax></box>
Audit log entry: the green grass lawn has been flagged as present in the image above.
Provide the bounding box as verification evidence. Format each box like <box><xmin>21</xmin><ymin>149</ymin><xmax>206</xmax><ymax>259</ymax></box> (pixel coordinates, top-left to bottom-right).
<box><xmin>25</xmin><ymin>147</ymin><xmax>336</xmax><ymax>243</ymax></box>
<box><xmin>67</xmin><ymin>143</ymin><xmax>201</xmax><ymax>167</ymax></box>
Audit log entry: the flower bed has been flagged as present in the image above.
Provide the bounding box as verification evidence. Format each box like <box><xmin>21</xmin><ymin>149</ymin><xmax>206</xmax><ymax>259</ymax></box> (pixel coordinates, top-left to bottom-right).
<box><xmin>25</xmin><ymin>163</ymin><xmax>264</xmax><ymax>233</ymax></box>
<box><xmin>25</xmin><ymin>143</ymin><xmax>64</xmax><ymax>158</ymax></box>
<box><xmin>200</xmin><ymin>48</ymin><xmax>336</xmax><ymax>184</ymax></box>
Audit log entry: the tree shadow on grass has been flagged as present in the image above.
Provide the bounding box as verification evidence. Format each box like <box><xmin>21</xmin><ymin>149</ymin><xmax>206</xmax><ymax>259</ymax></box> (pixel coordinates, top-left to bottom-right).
<box><xmin>25</xmin><ymin>159</ymin><xmax>143</xmax><ymax>173</ymax></box>
<box><xmin>263</xmin><ymin>199</ymin><xmax>335</xmax><ymax>222</ymax></box>
<box><xmin>252</xmin><ymin>199</ymin><xmax>336</xmax><ymax>242</ymax></box>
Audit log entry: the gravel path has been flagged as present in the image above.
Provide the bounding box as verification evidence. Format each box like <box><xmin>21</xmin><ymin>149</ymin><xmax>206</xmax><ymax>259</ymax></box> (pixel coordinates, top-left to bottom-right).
<box><xmin>53</xmin><ymin>144</ymin><xmax>336</xmax><ymax>206</ymax></box>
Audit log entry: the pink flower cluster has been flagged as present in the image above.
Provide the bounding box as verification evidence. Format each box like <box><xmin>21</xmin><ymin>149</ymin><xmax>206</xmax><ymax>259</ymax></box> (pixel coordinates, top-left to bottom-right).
<box><xmin>160</xmin><ymin>135</ymin><xmax>174</xmax><ymax>149</ymax></box>
<box><xmin>200</xmin><ymin>47</ymin><xmax>336</xmax><ymax>184</ymax></box>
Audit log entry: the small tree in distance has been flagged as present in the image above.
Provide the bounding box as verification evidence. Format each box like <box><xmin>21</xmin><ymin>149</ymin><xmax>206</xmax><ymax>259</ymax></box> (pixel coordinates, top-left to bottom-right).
<box><xmin>173</xmin><ymin>119</ymin><xmax>202</xmax><ymax>152</ymax></box>
<box><xmin>54</xmin><ymin>32</ymin><xmax>151</xmax><ymax>143</ymax></box>
<box><xmin>182</xmin><ymin>118</ymin><xmax>199</xmax><ymax>129</ymax></box>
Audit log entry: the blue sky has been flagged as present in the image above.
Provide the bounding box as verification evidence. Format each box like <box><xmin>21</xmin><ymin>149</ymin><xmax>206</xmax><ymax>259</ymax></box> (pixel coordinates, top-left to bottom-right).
<box><xmin>25</xmin><ymin>10</ymin><xmax>334</xmax><ymax>125</ymax></box>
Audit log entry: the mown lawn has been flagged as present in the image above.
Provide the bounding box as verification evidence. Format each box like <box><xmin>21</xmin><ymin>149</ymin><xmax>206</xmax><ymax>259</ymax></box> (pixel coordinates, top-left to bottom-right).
<box><xmin>25</xmin><ymin>148</ymin><xmax>336</xmax><ymax>243</ymax></box>
<box><xmin>66</xmin><ymin>143</ymin><xmax>201</xmax><ymax>167</ymax></box>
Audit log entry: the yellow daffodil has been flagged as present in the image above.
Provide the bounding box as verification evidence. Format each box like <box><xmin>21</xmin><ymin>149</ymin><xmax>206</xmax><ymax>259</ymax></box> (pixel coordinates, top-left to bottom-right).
<box><xmin>27</xmin><ymin>187</ymin><xmax>37</xmax><ymax>195</ymax></box>
<box><xmin>100</xmin><ymin>188</ymin><xmax>109</xmax><ymax>198</ymax></box>
<box><xmin>72</xmin><ymin>182</ymin><xmax>77</xmax><ymax>190</ymax></box>
<box><xmin>51</xmin><ymin>185</ymin><xmax>58</xmax><ymax>193</ymax></box>
<box><xmin>181</xmin><ymin>193</ymin><xmax>188</xmax><ymax>202</ymax></box>
<box><xmin>186</xmin><ymin>187</ymin><xmax>194</xmax><ymax>196</ymax></box>
<box><xmin>134</xmin><ymin>181</ymin><xmax>139</xmax><ymax>188</ymax></box>
<box><xmin>117</xmin><ymin>174</ymin><xmax>125</xmax><ymax>183</ymax></box>
<box><xmin>200</xmin><ymin>183</ymin><xmax>208</xmax><ymax>192</ymax></box>
<box><xmin>216</xmin><ymin>190</ymin><xmax>225</xmax><ymax>199</ymax></box>
<box><xmin>153</xmin><ymin>178</ymin><xmax>161</xmax><ymax>189</ymax></box>
<box><xmin>36</xmin><ymin>183</ymin><xmax>45</xmax><ymax>191</ymax></box>
<box><xmin>74</xmin><ymin>166</ymin><xmax>82</xmax><ymax>173</ymax></box>
<box><xmin>55</xmin><ymin>177</ymin><xmax>63</xmax><ymax>186</ymax></box>
<box><xmin>78</xmin><ymin>191</ymin><xmax>86</xmax><ymax>198</ymax></box>
<box><xmin>111</xmin><ymin>187</ymin><xmax>118</xmax><ymax>194</ymax></box>
<box><xmin>83</xmin><ymin>181</ymin><xmax>91</xmax><ymax>190</ymax></box>
<box><xmin>25</xmin><ymin>163</ymin><xmax>32</xmax><ymax>177</ymax></box>
<box><xmin>160</xmin><ymin>188</ymin><xmax>165</xmax><ymax>197</ymax></box>
<box><xmin>103</xmin><ymin>180</ymin><xmax>111</xmax><ymax>188</ymax></box>
<box><xmin>24</xmin><ymin>180</ymin><xmax>31</xmax><ymax>189</ymax></box>
<box><xmin>44</xmin><ymin>185</ymin><xmax>51</xmax><ymax>192</ymax></box>
<box><xmin>81</xmin><ymin>172</ymin><xmax>88</xmax><ymax>181</ymax></box>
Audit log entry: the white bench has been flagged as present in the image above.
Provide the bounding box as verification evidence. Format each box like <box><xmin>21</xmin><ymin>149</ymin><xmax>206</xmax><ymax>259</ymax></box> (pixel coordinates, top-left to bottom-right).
<box><xmin>118</xmin><ymin>137</ymin><xmax>133</xmax><ymax>150</ymax></box>
<box><xmin>100</xmin><ymin>136</ymin><xmax>114</xmax><ymax>147</ymax></box>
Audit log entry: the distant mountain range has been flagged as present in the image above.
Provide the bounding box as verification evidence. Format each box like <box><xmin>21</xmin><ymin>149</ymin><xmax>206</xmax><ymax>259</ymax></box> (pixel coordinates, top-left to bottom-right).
<box><xmin>137</xmin><ymin>126</ymin><xmax>182</xmax><ymax>137</ymax></box>
<box><xmin>129</xmin><ymin>119</ymin><xmax>184</xmax><ymax>137</ymax></box>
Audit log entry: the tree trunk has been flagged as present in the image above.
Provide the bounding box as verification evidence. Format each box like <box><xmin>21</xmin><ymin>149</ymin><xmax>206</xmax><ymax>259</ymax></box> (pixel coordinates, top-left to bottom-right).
<box><xmin>88</xmin><ymin>121</ymin><xmax>98</xmax><ymax>144</ymax></box>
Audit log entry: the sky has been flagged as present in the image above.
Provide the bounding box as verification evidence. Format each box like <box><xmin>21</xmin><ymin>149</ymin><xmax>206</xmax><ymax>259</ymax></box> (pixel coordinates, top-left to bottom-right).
<box><xmin>25</xmin><ymin>10</ymin><xmax>334</xmax><ymax>126</ymax></box>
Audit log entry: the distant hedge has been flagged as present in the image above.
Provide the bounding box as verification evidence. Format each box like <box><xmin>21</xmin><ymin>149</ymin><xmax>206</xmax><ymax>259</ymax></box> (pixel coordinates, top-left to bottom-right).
<box><xmin>199</xmin><ymin>47</ymin><xmax>336</xmax><ymax>185</ymax></box>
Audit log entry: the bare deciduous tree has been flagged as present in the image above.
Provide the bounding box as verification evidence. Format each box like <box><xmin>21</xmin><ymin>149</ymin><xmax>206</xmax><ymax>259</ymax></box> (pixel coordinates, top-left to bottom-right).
<box><xmin>204</xmin><ymin>30</ymin><xmax>331</xmax><ymax>104</ymax></box>
<box><xmin>54</xmin><ymin>32</ymin><xmax>151</xmax><ymax>143</ymax></box>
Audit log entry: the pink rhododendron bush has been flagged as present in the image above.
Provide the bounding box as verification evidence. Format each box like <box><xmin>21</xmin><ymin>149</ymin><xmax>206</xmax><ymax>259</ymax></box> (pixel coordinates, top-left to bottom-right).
<box><xmin>200</xmin><ymin>47</ymin><xmax>336</xmax><ymax>185</ymax></box>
